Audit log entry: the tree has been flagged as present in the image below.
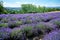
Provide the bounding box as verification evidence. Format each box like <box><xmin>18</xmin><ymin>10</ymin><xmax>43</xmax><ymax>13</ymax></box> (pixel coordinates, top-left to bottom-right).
<box><xmin>0</xmin><ymin>1</ymin><xmax>4</xmax><ymax>14</ymax></box>
<box><xmin>21</xmin><ymin>4</ymin><xmax>38</xmax><ymax>13</ymax></box>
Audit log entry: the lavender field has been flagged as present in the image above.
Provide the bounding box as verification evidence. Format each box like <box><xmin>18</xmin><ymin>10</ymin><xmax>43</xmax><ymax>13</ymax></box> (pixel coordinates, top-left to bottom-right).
<box><xmin>0</xmin><ymin>12</ymin><xmax>60</xmax><ymax>40</ymax></box>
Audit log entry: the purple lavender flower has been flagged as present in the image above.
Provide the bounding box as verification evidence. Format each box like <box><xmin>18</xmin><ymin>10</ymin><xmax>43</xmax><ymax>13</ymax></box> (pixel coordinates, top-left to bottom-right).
<box><xmin>43</xmin><ymin>30</ymin><xmax>60</xmax><ymax>40</ymax></box>
<box><xmin>1</xmin><ymin>18</ymin><xmax>9</xmax><ymax>23</ymax></box>
<box><xmin>8</xmin><ymin>20</ymin><xmax>23</xmax><ymax>28</ymax></box>
<box><xmin>35</xmin><ymin>22</ymin><xmax>57</xmax><ymax>34</ymax></box>
<box><xmin>11</xmin><ymin>27</ymin><xmax>26</xmax><ymax>40</ymax></box>
<box><xmin>49</xmin><ymin>18</ymin><xmax>60</xmax><ymax>28</ymax></box>
<box><xmin>0</xmin><ymin>28</ymin><xmax>12</xmax><ymax>39</ymax></box>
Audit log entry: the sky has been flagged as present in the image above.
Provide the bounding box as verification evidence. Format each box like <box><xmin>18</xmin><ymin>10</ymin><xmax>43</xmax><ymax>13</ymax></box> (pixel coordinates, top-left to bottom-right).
<box><xmin>1</xmin><ymin>0</ymin><xmax>60</xmax><ymax>7</ymax></box>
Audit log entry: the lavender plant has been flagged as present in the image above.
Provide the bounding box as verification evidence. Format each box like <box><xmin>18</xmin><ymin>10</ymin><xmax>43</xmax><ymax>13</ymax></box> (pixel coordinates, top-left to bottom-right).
<box><xmin>8</xmin><ymin>21</ymin><xmax>23</xmax><ymax>28</ymax></box>
<box><xmin>35</xmin><ymin>22</ymin><xmax>57</xmax><ymax>34</ymax></box>
<box><xmin>0</xmin><ymin>12</ymin><xmax>60</xmax><ymax>40</ymax></box>
<box><xmin>10</xmin><ymin>28</ymin><xmax>26</xmax><ymax>40</ymax></box>
<box><xmin>0</xmin><ymin>28</ymin><xmax>12</xmax><ymax>40</ymax></box>
<box><xmin>43</xmin><ymin>30</ymin><xmax>60</xmax><ymax>40</ymax></box>
<box><xmin>49</xmin><ymin>18</ymin><xmax>60</xmax><ymax>28</ymax></box>
<box><xmin>0</xmin><ymin>23</ymin><xmax>8</xmax><ymax>28</ymax></box>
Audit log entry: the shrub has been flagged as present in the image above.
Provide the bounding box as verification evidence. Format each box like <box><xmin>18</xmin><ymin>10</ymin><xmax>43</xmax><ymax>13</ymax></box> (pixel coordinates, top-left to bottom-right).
<box><xmin>43</xmin><ymin>30</ymin><xmax>60</xmax><ymax>40</ymax></box>
<box><xmin>9</xmin><ymin>17</ymin><xmax>17</xmax><ymax>21</ymax></box>
<box><xmin>22</xmin><ymin>26</ymin><xmax>33</xmax><ymax>37</ymax></box>
<box><xmin>49</xmin><ymin>18</ymin><xmax>60</xmax><ymax>28</ymax></box>
<box><xmin>1</xmin><ymin>18</ymin><xmax>8</xmax><ymax>23</ymax></box>
<box><xmin>16</xmin><ymin>21</ymin><xmax>23</xmax><ymax>25</ymax></box>
<box><xmin>22</xmin><ymin>26</ymin><xmax>33</xmax><ymax>32</ymax></box>
<box><xmin>10</xmin><ymin>28</ymin><xmax>26</xmax><ymax>40</ymax></box>
<box><xmin>0</xmin><ymin>23</ymin><xmax>8</xmax><ymax>27</ymax></box>
<box><xmin>35</xmin><ymin>22</ymin><xmax>56</xmax><ymax>34</ymax></box>
<box><xmin>0</xmin><ymin>28</ymin><xmax>11</xmax><ymax>40</ymax></box>
<box><xmin>54</xmin><ymin>21</ymin><xmax>60</xmax><ymax>28</ymax></box>
<box><xmin>8</xmin><ymin>21</ymin><xmax>23</xmax><ymax>28</ymax></box>
<box><xmin>25</xmin><ymin>20</ymin><xmax>32</xmax><ymax>24</ymax></box>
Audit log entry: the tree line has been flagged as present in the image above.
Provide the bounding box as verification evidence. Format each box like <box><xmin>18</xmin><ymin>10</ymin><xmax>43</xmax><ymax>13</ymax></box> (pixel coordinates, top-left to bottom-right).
<box><xmin>0</xmin><ymin>1</ymin><xmax>60</xmax><ymax>14</ymax></box>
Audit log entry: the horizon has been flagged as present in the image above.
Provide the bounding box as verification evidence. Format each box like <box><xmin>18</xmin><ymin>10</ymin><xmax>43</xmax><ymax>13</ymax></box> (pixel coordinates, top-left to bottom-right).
<box><xmin>2</xmin><ymin>0</ymin><xmax>60</xmax><ymax>7</ymax></box>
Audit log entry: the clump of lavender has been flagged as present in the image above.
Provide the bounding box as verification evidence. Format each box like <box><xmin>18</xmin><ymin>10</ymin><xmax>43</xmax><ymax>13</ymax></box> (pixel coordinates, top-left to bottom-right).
<box><xmin>21</xmin><ymin>25</ymin><xmax>34</xmax><ymax>38</ymax></box>
<box><xmin>10</xmin><ymin>28</ymin><xmax>26</xmax><ymax>40</ymax></box>
<box><xmin>54</xmin><ymin>21</ymin><xmax>60</xmax><ymax>28</ymax></box>
<box><xmin>49</xmin><ymin>18</ymin><xmax>60</xmax><ymax>29</ymax></box>
<box><xmin>1</xmin><ymin>18</ymin><xmax>8</xmax><ymax>23</ymax></box>
<box><xmin>0</xmin><ymin>23</ymin><xmax>8</xmax><ymax>28</ymax></box>
<box><xmin>8</xmin><ymin>17</ymin><xmax>17</xmax><ymax>21</ymax></box>
<box><xmin>42</xmin><ymin>30</ymin><xmax>60</xmax><ymax>40</ymax></box>
<box><xmin>20</xmin><ymin>23</ymin><xmax>40</xmax><ymax>38</ymax></box>
<box><xmin>35</xmin><ymin>22</ymin><xmax>57</xmax><ymax>34</ymax></box>
<box><xmin>8</xmin><ymin>21</ymin><xmax>23</xmax><ymax>28</ymax></box>
<box><xmin>0</xmin><ymin>28</ymin><xmax>12</xmax><ymax>40</ymax></box>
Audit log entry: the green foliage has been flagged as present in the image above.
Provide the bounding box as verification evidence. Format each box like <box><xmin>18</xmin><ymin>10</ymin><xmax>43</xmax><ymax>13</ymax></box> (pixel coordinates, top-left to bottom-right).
<box><xmin>8</xmin><ymin>21</ymin><xmax>23</xmax><ymax>28</ymax></box>
<box><xmin>36</xmin><ymin>24</ymin><xmax>46</xmax><ymax>30</ymax></box>
<box><xmin>11</xmin><ymin>28</ymin><xmax>22</xmax><ymax>37</ymax></box>
<box><xmin>36</xmin><ymin>23</ymin><xmax>53</xmax><ymax>33</ymax></box>
<box><xmin>20</xmin><ymin>4</ymin><xmax>60</xmax><ymax>13</ymax></box>
<box><xmin>0</xmin><ymin>2</ymin><xmax>60</xmax><ymax>14</ymax></box>
<box><xmin>0</xmin><ymin>1</ymin><xmax>9</xmax><ymax>14</ymax></box>
<box><xmin>54</xmin><ymin>21</ymin><xmax>60</xmax><ymax>27</ymax></box>
<box><xmin>26</xmin><ymin>20</ymin><xmax>32</xmax><ymax>23</ymax></box>
<box><xmin>20</xmin><ymin>4</ymin><xmax>38</xmax><ymax>13</ymax></box>
<box><xmin>37</xmin><ymin>6</ymin><xmax>45</xmax><ymax>13</ymax></box>
<box><xmin>22</xmin><ymin>26</ymin><xmax>33</xmax><ymax>37</ymax></box>
<box><xmin>16</xmin><ymin>21</ymin><xmax>23</xmax><ymax>25</ymax></box>
<box><xmin>25</xmin><ymin>16</ymin><xmax>32</xmax><ymax>23</ymax></box>
<box><xmin>0</xmin><ymin>23</ymin><xmax>8</xmax><ymax>27</ymax></box>
<box><xmin>1</xmin><ymin>18</ymin><xmax>8</xmax><ymax>23</ymax></box>
<box><xmin>23</xmin><ymin>26</ymin><xmax>33</xmax><ymax>32</ymax></box>
<box><xmin>0</xmin><ymin>1</ymin><xmax>4</xmax><ymax>14</ymax></box>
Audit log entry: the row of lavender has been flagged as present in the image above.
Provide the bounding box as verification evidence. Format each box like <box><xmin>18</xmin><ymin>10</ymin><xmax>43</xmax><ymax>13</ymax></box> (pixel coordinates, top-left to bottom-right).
<box><xmin>0</xmin><ymin>12</ymin><xmax>60</xmax><ymax>40</ymax></box>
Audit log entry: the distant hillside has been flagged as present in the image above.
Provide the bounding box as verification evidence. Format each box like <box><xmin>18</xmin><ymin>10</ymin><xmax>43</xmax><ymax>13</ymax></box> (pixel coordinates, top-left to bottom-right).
<box><xmin>4</xmin><ymin>7</ymin><xmax>60</xmax><ymax>11</ymax></box>
<box><xmin>4</xmin><ymin>7</ymin><xmax>21</xmax><ymax>11</ymax></box>
<box><xmin>48</xmin><ymin>7</ymin><xmax>60</xmax><ymax>9</ymax></box>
